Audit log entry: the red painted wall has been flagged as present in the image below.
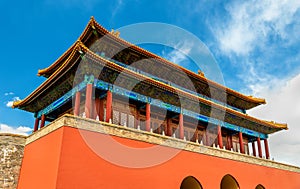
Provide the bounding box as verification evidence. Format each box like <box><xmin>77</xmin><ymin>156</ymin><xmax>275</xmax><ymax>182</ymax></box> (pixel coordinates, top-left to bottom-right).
<box><xmin>17</xmin><ymin>127</ymin><xmax>64</xmax><ymax>189</ymax></box>
<box><xmin>18</xmin><ymin>126</ymin><xmax>300</xmax><ymax>188</ymax></box>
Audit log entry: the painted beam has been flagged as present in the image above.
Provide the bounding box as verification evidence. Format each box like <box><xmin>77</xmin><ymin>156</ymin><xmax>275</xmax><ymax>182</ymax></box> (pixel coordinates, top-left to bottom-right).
<box><xmin>93</xmin><ymin>79</ymin><xmax>268</xmax><ymax>139</ymax></box>
<box><xmin>35</xmin><ymin>77</ymin><xmax>267</xmax><ymax>139</ymax></box>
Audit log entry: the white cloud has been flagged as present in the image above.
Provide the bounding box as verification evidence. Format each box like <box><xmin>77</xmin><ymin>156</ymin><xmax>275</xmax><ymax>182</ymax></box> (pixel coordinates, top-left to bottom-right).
<box><xmin>4</xmin><ymin>92</ymin><xmax>14</xmax><ymax>96</ymax></box>
<box><xmin>6</xmin><ymin>97</ymin><xmax>20</xmax><ymax>107</ymax></box>
<box><xmin>248</xmin><ymin>73</ymin><xmax>300</xmax><ymax>166</ymax></box>
<box><xmin>215</xmin><ymin>0</ymin><xmax>300</xmax><ymax>56</ymax></box>
<box><xmin>111</xmin><ymin>0</ymin><xmax>123</xmax><ymax>19</ymax></box>
<box><xmin>0</xmin><ymin>123</ymin><xmax>32</xmax><ymax>136</ymax></box>
<box><xmin>162</xmin><ymin>41</ymin><xmax>193</xmax><ymax>65</ymax></box>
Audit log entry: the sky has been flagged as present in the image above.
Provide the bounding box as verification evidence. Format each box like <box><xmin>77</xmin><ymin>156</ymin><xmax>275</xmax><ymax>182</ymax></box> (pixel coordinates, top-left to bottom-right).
<box><xmin>0</xmin><ymin>0</ymin><xmax>300</xmax><ymax>166</ymax></box>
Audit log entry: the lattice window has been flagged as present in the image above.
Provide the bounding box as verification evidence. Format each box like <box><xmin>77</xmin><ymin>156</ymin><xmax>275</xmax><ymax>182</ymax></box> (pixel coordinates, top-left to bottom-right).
<box><xmin>120</xmin><ymin>112</ymin><xmax>127</xmax><ymax>126</ymax></box>
<box><xmin>113</xmin><ymin>110</ymin><xmax>120</xmax><ymax>125</ymax></box>
<box><xmin>128</xmin><ymin>114</ymin><xmax>134</xmax><ymax>128</ymax></box>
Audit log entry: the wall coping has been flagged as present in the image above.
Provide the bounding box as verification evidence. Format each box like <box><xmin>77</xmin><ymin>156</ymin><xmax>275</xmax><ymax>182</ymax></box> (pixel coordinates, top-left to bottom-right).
<box><xmin>26</xmin><ymin>114</ymin><xmax>300</xmax><ymax>173</ymax></box>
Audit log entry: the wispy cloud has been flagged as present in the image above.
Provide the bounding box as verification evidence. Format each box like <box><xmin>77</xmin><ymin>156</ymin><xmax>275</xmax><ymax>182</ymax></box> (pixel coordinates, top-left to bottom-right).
<box><xmin>0</xmin><ymin>123</ymin><xmax>32</xmax><ymax>135</ymax></box>
<box><xmin>209</xmin><ymin>0</ymin><xmax>300</xmax><ymax>96</ymax></box>
<box><xmin>161</xmin><ymin>41</ymin><xmax>193</xmax><ymax>66</ymax></box>
<box><xmin>6</xmin><ymin>97</ymin><xmax>20</xmax><ymax>107</ymax></box>
<box><xmin>215</xmin><ymin>0</ymin><xmax>300</xmax><ymax>56</ymax></box>
<box><xmin>249</xmin><ymin>73</ymin><xmax>300</xmax><ymax>166</ymax></box>
<box><xmin>4</xmin><ymin>92</ymin><xmax>14</xmax><ymax>96</ymax></box>
<box><xmin>111</xmin><ymin>0</ymin><xmax>123</xmax><ymax>20</ymax></box>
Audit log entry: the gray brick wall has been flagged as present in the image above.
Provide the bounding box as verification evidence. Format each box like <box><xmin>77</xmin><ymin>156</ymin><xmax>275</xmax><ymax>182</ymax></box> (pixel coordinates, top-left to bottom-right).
<box><xmin>0</xmin><ymin>134</ymin><xmax>26</xmax><ymax>189</ymax></box>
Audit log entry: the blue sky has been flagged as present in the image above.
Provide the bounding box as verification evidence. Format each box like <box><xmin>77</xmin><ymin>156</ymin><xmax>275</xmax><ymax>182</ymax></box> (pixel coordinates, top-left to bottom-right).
<box><xmin>1</xmin><ymin>0</ymin><xmax>300</xmax><ymax>166</ymax></box>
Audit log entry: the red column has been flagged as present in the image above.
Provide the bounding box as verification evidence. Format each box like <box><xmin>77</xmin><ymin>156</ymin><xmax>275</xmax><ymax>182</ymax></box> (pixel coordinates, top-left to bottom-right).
<box><xmin>193</xmin><ymin>129</ymin><xmax>199</xmax><ymax>142</ymax></box>
<box><xmin>257</xmin><ymin>137</ymin><xmax>262</xmax><ymax>158</ymax></box>
<box><xmin>205</xmin><ymin>131</ymin><xmax>209</xmax><ymax>146</ymax></box>
<box><xmin>106</xmin><ymin>90</ymin><xmax>112</xmax><ymax>122</ymax></box>
<box><xmin>85</xmin><ymin>84</ymin><xmax>93</xmax><ymax>118</ymax></box>
<box><xmin>40</xmin><ymin>114</ymin><xmax>46</xmax><ymax>128</ymax></box>
<box><xmin>99</xmin><ymin>99</ymin><xmax>104</xmax><ymax>121</ymax></box>
<box><xmin>217</xmin><ymin>125</ymin><xmax>223</xmax><ymax>148</ymax></box>
<box><xmin>92</xmin><ymin>98</ymin><xmax>96</xmax><ymax>119</ymax></box>
<box><xmin>135</xmin><ymin>110</ymin><xmax>139</xmax><ymax>129</ymax></box>
<box><xmin>252</xmin><ymin>142</ymin><xmax>257</xmax><ymax>157</ymax></box>
<box><xmin>164</xmin><ymin>118</ymin><xmax>168</xmax><ymax>135</ymax></box>
<box><xmin>226</xmin><ymin>136</ymin><xmax>231</xmax><ymax>150</ymax></box>
<box><xmin>167</xmin><ymin>118</ymin><xmax>172</xmax><ymax>136</ymax></box>
<box><xmin>179</xmin><ymin>113</ymin><xmax>184</xmax><ymax>139</ymax></box>
<box><xmin>264</xmin><ymin>139</ymin><xmax>270</xmax><ymax>159</ymax></box>
<box><xmin>74</xmin><ymin>91</ymin><xmax>81</xmax><ymax>116</ymax></box>
<box><xmin>95</xmin><ymin>98</ymin><xmax>100</xmax><ymax>120</ymax></box>
<box><xmin>33</xmin><ymin>118</ymin><xmax>40</xmax><ymax>132</ymax></box>
<box><xmin>145</xmin><ymin>103</ymin><xmax>151</xmax><ymax>132</ymax></box>
<box><xmin>239</xmin><ymin>132</ymin><xmax>245</xmax><ymax>153</ymax></box>
<box><xmin>230</xmin><ymin>135</ymin><xmax>233</xmax><ymax>150</ymax></box>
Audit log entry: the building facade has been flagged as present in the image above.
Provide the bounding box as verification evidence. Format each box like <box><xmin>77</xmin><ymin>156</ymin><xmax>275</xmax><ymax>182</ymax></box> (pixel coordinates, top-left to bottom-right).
<box><xmin>13</xmin><ymin>17</ymin><xmax>300</xmax><ymax>188</ymax></box>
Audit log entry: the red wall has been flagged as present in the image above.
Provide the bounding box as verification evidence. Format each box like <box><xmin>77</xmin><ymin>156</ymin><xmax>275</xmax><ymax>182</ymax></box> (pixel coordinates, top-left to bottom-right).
<box><xmin>17</xmin><ymin>127</ymin><xmax>64</xmax><ymax>189</ymax></box>
<box><xmin>18</xmin><ymin>126</ymin><xmax>300</xmax><ymax>189</ymax></box>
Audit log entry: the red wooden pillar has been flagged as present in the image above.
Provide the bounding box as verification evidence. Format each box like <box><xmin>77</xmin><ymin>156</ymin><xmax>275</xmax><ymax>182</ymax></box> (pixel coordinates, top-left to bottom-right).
<box><xmin>239</xmin><ymin>132</ymin><xmax>245</xmax><ymax>153</ymax></box>
<box><xmin>33</xmin><ymin>118</ymin><xmax>40</xmax><ymax>132</ymax></box>
<box><xmin>92</xmin><ymin>98</ymin><xmax>96</xmax><ymax>119</ymax></box>
<box><xmin>252</xmin><ymin>141</ymin><xmax>257</xmax><ymax>157</ymax></box>
<box><xmin>226</xmin><ymin>136</ymin><xmax>231</xmax><ymax>150</ymax></box>
<box><xmin>40</xmin><ymin>114</ymin><xmax>46</xmax><ymax>128</ymax></box>
<box><xmin>230</xmin><ymin>135</ymin><xmax>233</xmax><ymax>150</ymax></box>
<box><xmin>106</xmin><ymin>90</ymin><xmax>112</xmax><ymax>122</ymax></box>
<box><xmin>205</xmin><ymin>131</ymin><xmax>209</xmax><ymax>146</ymax></box>
<box><xmin>135</xmin><ymin>110</ymin><xmax>139</xmax><ymax>129</ymax></box>
<box><xmin>257</xmin><ymin>137</ymin><xmax>262</xmax><ymax>158</ymax></box>
<box><xmin>85</xmin><ymin>84</ymin><xmax>93</xmax><ymax>118</ymax></box>
<box><xmin>167</xmin><ymin>118</ymin><xmax>172</xmax><ymax>136</ymax></box>
<box><xmin>74</xmin><ymin>91</ymin><xmax>81</xmax><ymax>116</ymax></box>
<box><xmin>145</xmin><ymin>103</ymin><xmax>151</xmax><ymax>132</ymax></box>
<box><xmin>217</xmin><ymin>125</ymin><xmax>223</xmax><ymax>148</ymax></box>
<box><xmin>95</xmin><ymin>98</ymin><xmax>100</xmax><ymax>120</ymax></box>
<box><xmin>179</xmin><ymin>113</ymin><xmax>184</xmax><ymax>139</ymax></box>
<box><xmin>99</xmin><ymin>99</ymin><xmax>104</xmax><ymax>121</ymax></box>
<box><xmin>264</xmin><ymin>139</ymin><xmax>270</xmax><ymax>159</ymax></box>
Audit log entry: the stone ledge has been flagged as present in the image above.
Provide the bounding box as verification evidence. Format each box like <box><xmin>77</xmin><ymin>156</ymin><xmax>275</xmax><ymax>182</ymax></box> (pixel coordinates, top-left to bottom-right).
<box><xmin>26</xmin><ymin>114</ymin><xmax>300</xmax><ymax>173</ymax></box>
<box><xmin>0</xmin><ymin>133</ymin><xmax>27</xmax><ymax>138</ymax></box>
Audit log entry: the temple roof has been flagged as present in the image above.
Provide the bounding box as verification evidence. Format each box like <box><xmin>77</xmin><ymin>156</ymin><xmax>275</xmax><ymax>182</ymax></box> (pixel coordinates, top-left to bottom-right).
<box><xmin>36</xmin><ymin>17</ymin><xmax>265</xmax><ymax>110</ymax></box>
<box><xmin>13</xmin><ymin>41</ymin><xmax>287</xmax><ymax>134</ymax></box>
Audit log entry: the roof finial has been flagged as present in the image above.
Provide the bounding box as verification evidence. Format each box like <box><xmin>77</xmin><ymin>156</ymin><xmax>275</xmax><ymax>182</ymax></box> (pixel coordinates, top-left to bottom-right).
<box><xmin>110</xmin><ymin>29</ymin><xmax>120</xmax><ymax>37</ymax></box>
<box><xmin>198</xmin><ymin>70</ymin><xmax>205</xmax><ymax>77</ymax></box>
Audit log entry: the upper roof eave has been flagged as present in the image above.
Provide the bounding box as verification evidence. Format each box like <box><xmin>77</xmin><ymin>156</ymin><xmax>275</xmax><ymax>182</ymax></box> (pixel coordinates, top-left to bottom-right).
<box><xmin>13</xmin><ymin>41</ymin><xmax>287</xmax><ymax>133</ymax></box>
<box><xmin>37</xmin><ymin>16</ymin><xmax>265</xmax><ymax>109</ymax></box>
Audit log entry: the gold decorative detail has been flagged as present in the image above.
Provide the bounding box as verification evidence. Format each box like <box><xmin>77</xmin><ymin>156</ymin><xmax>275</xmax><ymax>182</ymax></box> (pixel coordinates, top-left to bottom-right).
<box><xmin>110</xmin><ymin>29</ymin><xmax>120</xmax><ymax>37</ymax></box>
<box><xmin>198</xmin><ymin>70</ymin><xmax>205</xmax><ymax>77</ymax></box>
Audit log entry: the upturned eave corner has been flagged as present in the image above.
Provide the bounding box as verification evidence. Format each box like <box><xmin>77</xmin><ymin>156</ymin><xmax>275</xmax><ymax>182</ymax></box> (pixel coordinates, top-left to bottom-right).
<box><xmin>12</xmin><ymin>100</ymin><xmax>23</xmax><ymax>109</ymax></box>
